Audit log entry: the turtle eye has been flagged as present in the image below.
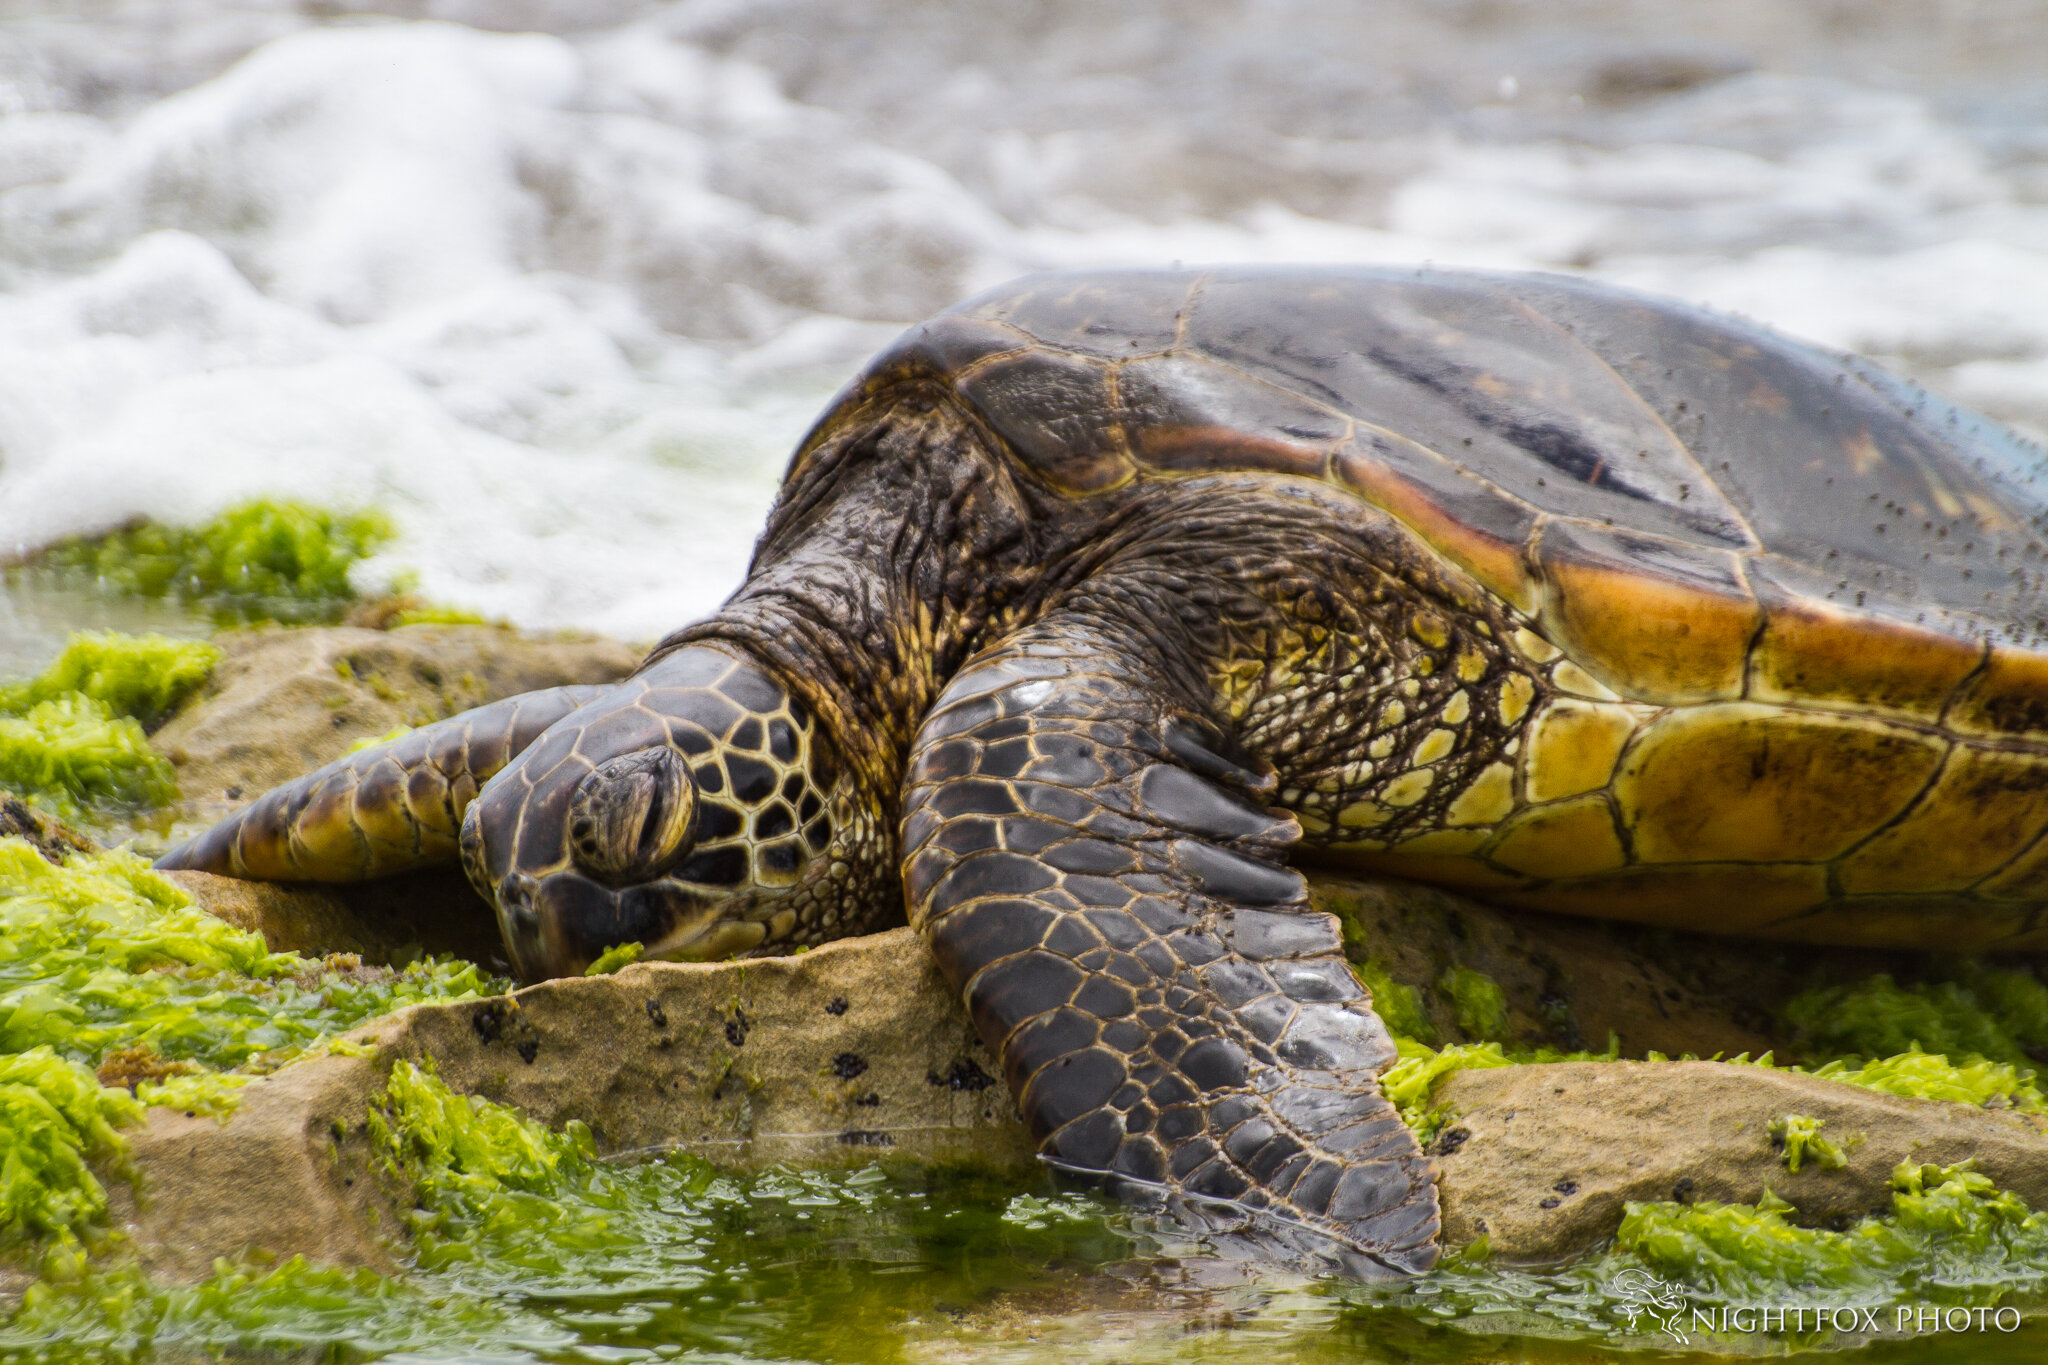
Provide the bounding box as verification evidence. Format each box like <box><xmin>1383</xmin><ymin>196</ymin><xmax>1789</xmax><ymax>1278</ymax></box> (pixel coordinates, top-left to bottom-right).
<box><xmin>568</xmin><ymin>748</ymin><xmax>697</xmax><ymax>885</ymax></box>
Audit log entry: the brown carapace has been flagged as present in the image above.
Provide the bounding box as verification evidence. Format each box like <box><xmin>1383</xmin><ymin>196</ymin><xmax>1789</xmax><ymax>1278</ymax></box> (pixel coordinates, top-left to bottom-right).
<box><xmin>159</xmin><ymin>267</ymin><xmax>2048</xmax><ymax>1279</ymax></box>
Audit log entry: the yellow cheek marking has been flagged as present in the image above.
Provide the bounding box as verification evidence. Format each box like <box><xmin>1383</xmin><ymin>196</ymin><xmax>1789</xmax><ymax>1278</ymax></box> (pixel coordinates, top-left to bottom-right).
<box><xmin>1445</xmin><ymin>761</ymin><xmax>1517</xmax><ymax>827</ymax></box>
<box><xmin>1455</xmin><ymin>649</ymin><xmax>1487</xmax><ymax>682</ymax></box>
<box><xmin>1411</xmin><ymin>614</ymin><xmax>1450</xmax><ymax>649</ymax></box>
<box><xmin>1369</xmin><ymin>735</ymin><xmax>1396</xmax><ymax>759</ymax></box>
<box><xmin>1381</xmin><ymin>700</ymin><xmax>1407</xmax><ymax>727</ymax></box>
<box><xmin>1498</xmin><ymin>673</ymin><xmax>1536</xmax><ymax>727</ymax></box>
<box><xmin>1441</xmin><ymin>690</ymin><xmax>1471</xmax><ymax>725</ymax></box>
<box><xmin>1524</xmin><ymin>701</ymin><xmax>1639</xmax><ymax>803</ymax></box>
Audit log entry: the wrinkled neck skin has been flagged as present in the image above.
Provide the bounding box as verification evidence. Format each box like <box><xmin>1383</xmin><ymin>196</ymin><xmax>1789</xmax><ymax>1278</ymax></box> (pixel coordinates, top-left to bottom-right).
<box><xmin>660</xmin><ymin>399</ymin><xmax>1069</xmax><ymax>825</ymax></box>
<box><xmin>472</xmin><ymin>400</ymin><xmax>1092</xmax><ymax>979</ymax></box>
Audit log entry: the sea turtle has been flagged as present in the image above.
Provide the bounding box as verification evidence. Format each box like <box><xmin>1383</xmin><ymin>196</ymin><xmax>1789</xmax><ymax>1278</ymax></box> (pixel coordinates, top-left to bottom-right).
<box><xmin>159</xmin><ymin>266</ymin><xmax>2048</xmax><ymax>1278</ymax></box>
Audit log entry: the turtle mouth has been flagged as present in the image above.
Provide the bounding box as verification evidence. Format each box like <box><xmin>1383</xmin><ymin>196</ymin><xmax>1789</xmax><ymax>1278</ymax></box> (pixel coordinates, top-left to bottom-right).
<box><xmin>494</xmin><ymin>869</ymin><xmax>765</xmax><ymax>979</ymax></box>
<box><xmin>495</xmin><ymin>871</ymin><xmax>666</xmax><ymax>980</ymax></box>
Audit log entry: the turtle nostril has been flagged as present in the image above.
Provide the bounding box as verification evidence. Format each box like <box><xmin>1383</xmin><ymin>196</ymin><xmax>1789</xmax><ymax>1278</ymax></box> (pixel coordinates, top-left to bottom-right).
<box><xmin>567</xmin><ymin>748</ymin><xmax>698</xmax><ymax>884</ymax></box>
<box><xmin>497</xmin><ymin>872</ymin><xmax>540</xmax><ymax>930</ymax></box>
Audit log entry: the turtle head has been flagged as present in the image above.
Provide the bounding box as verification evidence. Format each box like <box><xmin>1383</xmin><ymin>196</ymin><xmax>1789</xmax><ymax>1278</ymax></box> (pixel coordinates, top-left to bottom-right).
<box><xmin>460</xmin><ymin>645</ymin><xmax>863</xmax><ymax>980</ymax></box>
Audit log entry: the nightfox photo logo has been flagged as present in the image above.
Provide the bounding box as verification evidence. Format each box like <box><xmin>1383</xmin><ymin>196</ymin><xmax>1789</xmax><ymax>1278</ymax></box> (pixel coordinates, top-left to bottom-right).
<box><xmin>1611</xmin><ymin>1268</ymin><xmax>1691</xmax><ymax>1345</ymax></box>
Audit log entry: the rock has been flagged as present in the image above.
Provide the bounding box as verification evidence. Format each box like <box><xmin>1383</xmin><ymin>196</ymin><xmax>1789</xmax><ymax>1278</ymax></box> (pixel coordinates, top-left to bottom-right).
<box><xmin>1433</xmin><ymin>1060</ymin><xmax>2048</xmax><ymax>1262</ymax></box>
<box><xmin>117</xmin><ymin>882</ymin><xmax>2048</xmax><ymax>1277</ymax></box>
<box><xmin>110</xmin><ymin>1050</ymin><xmax>404</xmax><ymax>1282</ymax></box>
<box><xmin>1314</xmin><ymin>874</ymin><xmax>1925</xmax><ymax>1061</ymax></box>
<box><xmin>144</xmin><ymin>617</ymin><xmax>1928</xmax><ymax>1066</ymax></box>
<box><xmin>129</xmin><ymin>627</ymin><xmax>2048</xmax><ymax>1276</ymax></box>
<box><xmin>110</xmin><ymin>927</ymin><xmax>1029</xmax><ymax>1279</ymax></box>
<box><xmin>359</xmin><ymin>926</ymin><xmax>1025</xmax><ymax>1163</ymax></box>
<box><xmin>0</xmin><ymin>794</ymin><xmax>96</xmax><ymax>864</ymax></box>
<box><xmin>151</xmin><ymin>624</ymin><xmax>642</xmax><ymax>827</ymax></box>
<box><xmin>164</xmin><ymin>866</ymin><xmax>509</xmax><ymax>967</ymax></box>
<box><xmin>160</xmin><ymin>870</ymin><xmax>401</xmax><ymax>959</ymax></box>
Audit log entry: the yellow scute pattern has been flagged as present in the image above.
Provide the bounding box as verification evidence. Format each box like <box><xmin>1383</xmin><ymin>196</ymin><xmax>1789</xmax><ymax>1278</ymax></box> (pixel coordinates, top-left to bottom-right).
<box><xmin>1616</xmin><ymin>704</ymin><xmax>1945</xmax><ymax>864</ymax></box>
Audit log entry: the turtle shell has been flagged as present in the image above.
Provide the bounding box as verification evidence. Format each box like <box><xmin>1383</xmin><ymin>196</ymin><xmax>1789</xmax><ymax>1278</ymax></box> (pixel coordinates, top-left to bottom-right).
<box><xmin>830</xmin><ymin>266</ymin><xmax>2048</xmax><ymax>738</ymax></box>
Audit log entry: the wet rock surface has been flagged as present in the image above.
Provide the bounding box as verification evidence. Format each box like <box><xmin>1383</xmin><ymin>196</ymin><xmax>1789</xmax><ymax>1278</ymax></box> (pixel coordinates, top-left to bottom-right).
<box><xmin>152</xmin><ymin>623</ymin><xmax>642</xmax><ymax>828</ymax></box>
<box><xmin>120</xmin><ymin>874</ymin><xmax>2048</xmax><ymax>1279</ymax></box>
<box><xmin>1434</xmin><ymin>1060</ymin><xmax>2048</xmax><ymax>1263</ymax></box>
<box><xmin>111</xmin><ymin>924</ymin><xmax>1029</xmax><ymax>1279</ymax></box>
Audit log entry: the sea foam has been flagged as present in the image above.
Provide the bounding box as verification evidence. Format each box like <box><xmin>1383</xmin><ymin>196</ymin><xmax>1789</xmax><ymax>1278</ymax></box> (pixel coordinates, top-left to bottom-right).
<box><xmin>2</xmin><ymin>4</ymin><xmax>2045</xmax><ymax>646</ymax></box>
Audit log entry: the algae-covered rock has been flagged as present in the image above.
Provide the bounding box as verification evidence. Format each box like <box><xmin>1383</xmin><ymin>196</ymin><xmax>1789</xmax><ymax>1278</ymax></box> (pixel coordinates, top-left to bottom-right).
<box><xmin>152</xmin><ymin>624</ymin><xmax>641</xmax><ymax>826</ymax></box>
<box><xmin>125</xmin><ymin>871</ymin><xmax>2048</xmax><ymax>1276</ymax></box>
<box><xmin>1432</xmin><ymin>1059</ymin><xmax>2048</xmax><ymax>1263</ymax></box>
<box><xmin>110</xmin><ymin>926</ymin><xmax>1029</xmax><ymax>1279</ymax></box>
<box><xmin>1314</xmin><ymin>873</ymin><xmax>1940</xmax><ymax>1060</ymax></box>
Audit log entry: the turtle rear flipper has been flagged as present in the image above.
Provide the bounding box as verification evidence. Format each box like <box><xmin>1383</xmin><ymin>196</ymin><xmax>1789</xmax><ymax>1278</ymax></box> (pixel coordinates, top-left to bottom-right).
<box><xmin>156</xmin><ymin>685</ymin><xmax>611</xmax><ymax>882</ymax></box>
<box><xmin>902</xmin><ymin>624</ymin><xmax>1439</xmax><ymax>1279</ymax></box>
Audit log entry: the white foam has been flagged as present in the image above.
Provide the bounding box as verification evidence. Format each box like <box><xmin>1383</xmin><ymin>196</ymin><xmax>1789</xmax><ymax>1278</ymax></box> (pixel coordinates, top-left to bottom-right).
<box><xmin>2</xmin><ymin>8</ymin><xmax>2045</xmax><ymax>648</ymax></box>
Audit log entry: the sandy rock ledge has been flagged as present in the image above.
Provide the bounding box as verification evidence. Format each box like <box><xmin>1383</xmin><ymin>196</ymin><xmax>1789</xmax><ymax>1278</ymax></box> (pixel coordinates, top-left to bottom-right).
<box><xmin>1435</xmin><ymin>1060</ymin><xmax>2048</xmax><ymax>1262</ymax></box>
<box><xmin>107</xmin><ymin>903</ymin><xmax>2048</xmax><ymax>1280</ymax></box>
<box><xmin>110</xmin><ymin>926</ymin><xmax>1029</xmax><ymax>1282</ymax></box>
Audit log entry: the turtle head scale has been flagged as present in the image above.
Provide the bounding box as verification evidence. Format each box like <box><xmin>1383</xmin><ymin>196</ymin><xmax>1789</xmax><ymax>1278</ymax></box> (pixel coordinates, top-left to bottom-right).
<box><xmin>566</xmin><ymin>748</ymin><xmax>697</xmax><ymax>885</ymax></box>
<box><xmin>459</xmin><ymin>645</ymin><xmax>878</xmax><ymax>981</ymax></box>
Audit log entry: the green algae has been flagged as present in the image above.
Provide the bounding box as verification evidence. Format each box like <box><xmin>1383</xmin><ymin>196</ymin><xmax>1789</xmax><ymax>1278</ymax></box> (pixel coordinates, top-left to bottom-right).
<box><xmin>19</xmin><ymin>1095</ymin><xmax>2039</xmax><ymax>1365</ymax></box>
<box><xmin>31</xmin><ymin>500</ymin><xmax>392</xmax><ymax>626</ymax></box>
<box><xmin>0</xmin><ymin>1048</ymin><xmax>139</xmax><ymax>1253</ymax></box>
<box><xmin>1336</xmin><ymin>1162</ymin><xmax>2048</xmax><ymax>1354</ymax></box>
<box><xmin>0</xmin><ymin>841</ymin><xmax>505</xmax><ymax>1072</ymax></box>
<box><xmin>0</xmin><ymin>698</ymin><xmax>175</xmax><ymax>820</ymax></box>
<box><xmin>1801</xmin><ymin>1048</ymin><xmax>2046</xmax><ymax>1112</ymax></box>
<box><xmin>0</xmin><ymin>839</ymin><xmax>507</xmax><ymax>1252</ymax></box>
<box><xmin>388</xmin><ymin>603</ymin><xmax>490</xmax><ymax>627</ymax></box>
<box><xmin>0</xmin><ymin>633</ymin><xmax>219</xmax><ymax>732</ymax></box>
<box><xmin>1377</xmin><ymin>1035</ymin><xmax>1621</xmax><ymax>1148</ymax></box>
<box><xmin>1354</xmin><ymin>958</ymin><xmax>1435</xmax><ymax>1044</ymax></box>
<box><xmin>582</xmin><ymin>941</ymin><xmax>644</xmax><ymax>976</ymax></box>
<box><xmin>1623</xmin><ymin>1162</ymin><xmax>2046</xmax><ymax>1306</ymax></box>
<box><xmin>1769</xmin><ymin>1113</ymin><xmax>1850</xmax><ymax>1173</ymax></box>
<box><xmin>1782</xmin><ymin>969</ymin><xmax>2048</xmax><ymax>1072</ymax></box>
<box><xmin>2</xmin><ymin>1066</ymin><xmax>1136</xmax><ymax>1364</ymax></box>
<box><xmin>1437</xmin><ymin>966</ymin><xmax>1509</xmax><ymax>1043</ymax></box>
<box><xmin>0</xmin><ymin>631</ymin><xmax>221</xmax><ymax>819</ymax></box>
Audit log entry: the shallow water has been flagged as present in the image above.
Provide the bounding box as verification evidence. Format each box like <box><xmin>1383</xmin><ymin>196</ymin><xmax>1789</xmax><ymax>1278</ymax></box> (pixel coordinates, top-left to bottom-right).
<box><xmin>10</xmin><ymin>1154</ymin><xmax>2048</xmax><ymax>1364</ymax></box>
<box><xmin>2</xmin><ymin>0</ymin><xmax>2047</xmax><ymax>650</ymax></box>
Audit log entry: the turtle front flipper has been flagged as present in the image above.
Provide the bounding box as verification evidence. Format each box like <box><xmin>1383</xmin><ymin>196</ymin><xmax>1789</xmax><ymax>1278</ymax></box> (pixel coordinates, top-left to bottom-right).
<box><xmin>156</xmin><ymin>686</ymin><xmax>612</xmax><ymax>882</ymax></box>
<box><xmin>902</xmin><ymin>633</ymin><xmax>1439</xmax><ymax>1279</ymax></box>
